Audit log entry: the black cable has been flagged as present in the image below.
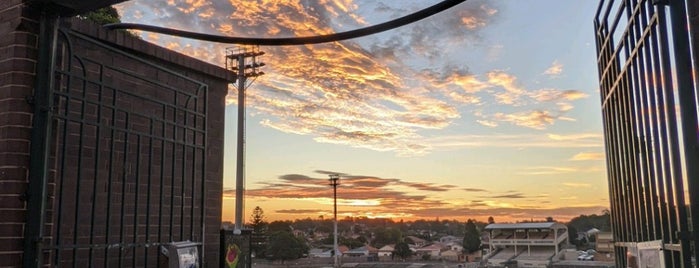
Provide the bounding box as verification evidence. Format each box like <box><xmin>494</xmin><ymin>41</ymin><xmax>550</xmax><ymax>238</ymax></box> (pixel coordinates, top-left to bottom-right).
<box><xmin>104</xmin><ymin>0</ymin><xmax>467</xmax><ymax>45</ymax></box>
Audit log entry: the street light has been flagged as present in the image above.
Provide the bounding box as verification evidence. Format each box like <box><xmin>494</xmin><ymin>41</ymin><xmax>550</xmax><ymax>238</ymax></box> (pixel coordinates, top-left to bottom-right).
<box><xmin>328</xmin><ymin>174</ymin><xmax>340</xmax><ymax>268</ymax></box>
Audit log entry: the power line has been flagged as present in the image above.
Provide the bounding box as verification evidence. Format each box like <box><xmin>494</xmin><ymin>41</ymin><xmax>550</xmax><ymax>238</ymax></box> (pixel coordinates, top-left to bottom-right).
<box><xmin>104</xmin><ymin>0</ymin><xmax>468</xmax><ymax>45</ymax></box>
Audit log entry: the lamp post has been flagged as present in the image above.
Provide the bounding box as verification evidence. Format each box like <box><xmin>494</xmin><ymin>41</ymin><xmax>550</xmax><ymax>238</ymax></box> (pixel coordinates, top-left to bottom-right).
<box><xmin>328</xmin><ymin>174</ymin><xmax>340</xmax><ymax>268</ymax></box>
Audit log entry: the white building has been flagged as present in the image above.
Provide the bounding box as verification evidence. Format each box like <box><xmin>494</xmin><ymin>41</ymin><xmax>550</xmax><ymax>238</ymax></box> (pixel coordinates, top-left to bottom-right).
<box><xmin>483</xmin><ymin>222</ymin><xmax>569</xmax><ymax>268</ymax></box>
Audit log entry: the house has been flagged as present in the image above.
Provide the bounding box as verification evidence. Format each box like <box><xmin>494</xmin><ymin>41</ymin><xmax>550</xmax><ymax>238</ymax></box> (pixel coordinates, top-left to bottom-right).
<box><xmin>309</xmin><ymin>248</ymin><xmax>332</xmax><ymax>258</ymax></box>
<box><xmin>343</xmin><ymin>245</ymin><xmax>378</xmax><ymax>257</ymax></box>
<box><xmin>405</xmin><ymin>236</ymin><xmax>428</xmax><ymax>247</ymax></box>
<box><xmin>441</xmin><ymin>249</ymin><xmax>462</xmax><ymax>262</ymax></box>
<box><xmin>448</xmin><ymin>243</ymin><xmax>463</xmax><ymax>252</ymax></box>
<box><xmin>378</xmin><ymin>244</ymin><xmax>395</xmax><ymax>257</ymax></box>
<box><xmin>415</xmin><ymin>243</ymin><xmax>445</xmax><ymax>257</ymax></box>
<box><xmin>439</xmin><ymin>235</ymin><xmax>461</xmax><ymax>244</ymax></box>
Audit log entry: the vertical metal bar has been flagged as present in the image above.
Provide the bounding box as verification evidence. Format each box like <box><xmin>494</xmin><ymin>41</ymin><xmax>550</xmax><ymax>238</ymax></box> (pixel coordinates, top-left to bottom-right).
<box><xmin>24</xmin><ymin>11</ymin><xmax>59</xmax><ymax>268</ymax></box>
<box><xmin>667</xmin><ymin>0</ymin><xmax>699</xmax><ymax>263</ymax></box>
<box><xmin>53</xmin><ymin>31</ymin><xmax>72</xmax><ymax>266</ymax></box>
<box><xmin>72</xmin><ymin>55</ymin><xmax>90</xmax><ymax>268</ymax></box>
<box><xmin>133</xmin><ymin>134</ymin><xmax>142</xmax><ymax>267</ymax></box>
<box><xmin>158</xmin><ymin>114</ymin><xmax>166</xmax><ymax>266</ymax></box>
<box><xmin>170</xmin><ymin>96</ymin><xmax>178</xmax><ymax>242</ymax></box>
<box><xmin>88</xmin><ymin>64</ymin><xmax>105</xmax><ymax>268</ymax></box>
<box><xmin>655</xmin><ymin>5</ymin><xmax>688</xmax><ymax>266</ymax></box>
<box><xmin>104</xmin><ymin>85</ymin><xmax>118</xmax><ymax>267</ymax></box>
<box><xmin>118</xmin><ymin>113</ymin><xmax>130</xmax><ymax>267</ymax></box>
<box><xmin>145</xmin><ymin>118</ymin><xmax>154</xmax><ymax>266</ymax></box>
<box><xmin>200</xmin><ymin>85</ymin><xmax>208</xmax><ymax>265</ymax></box>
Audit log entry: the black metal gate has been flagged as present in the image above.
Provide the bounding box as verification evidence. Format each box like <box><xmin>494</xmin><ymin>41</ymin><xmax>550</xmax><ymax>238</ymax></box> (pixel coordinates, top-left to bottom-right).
<box><xmin>24</xmin><ymin>18</ymin><xmax>209</xmax><ymax>267</ymax></box>
<box><xmin>594</xmin><ymin>0</ymin><xmax>698</xmax><ymax>267</ymax></box>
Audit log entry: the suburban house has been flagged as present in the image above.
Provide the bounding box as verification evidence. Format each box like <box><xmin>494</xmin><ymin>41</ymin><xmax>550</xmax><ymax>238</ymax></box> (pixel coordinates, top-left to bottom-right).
<box><xmin>378</xmin><ymin>244</ymin><xmax>395</xmax><ymax>257</ymax></box>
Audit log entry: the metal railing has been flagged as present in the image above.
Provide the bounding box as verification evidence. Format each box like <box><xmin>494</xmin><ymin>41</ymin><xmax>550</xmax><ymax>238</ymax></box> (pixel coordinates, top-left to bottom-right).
<box><xmin>593</xmin><ymin>0</ymin><xmax>698</xmax><ymax>267</ymax></box>
<box><xmin>25</xmin><ymin>20</ymin><xmax>209</xmax><ymax>267</ymax></box>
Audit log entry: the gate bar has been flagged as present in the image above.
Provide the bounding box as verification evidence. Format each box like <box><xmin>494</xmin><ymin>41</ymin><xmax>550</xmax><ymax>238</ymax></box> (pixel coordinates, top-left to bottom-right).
<box><xmin>23</xmin><ymin>10</ymin><xmax>59</xmax><ymax>268</ymax></box>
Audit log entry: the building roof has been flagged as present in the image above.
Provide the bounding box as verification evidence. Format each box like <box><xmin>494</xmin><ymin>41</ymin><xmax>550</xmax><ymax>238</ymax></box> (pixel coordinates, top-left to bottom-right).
<box><xmin>36</xmin><ymin>0</ymin><xmax>130</xmax><ymax>16</ymax></box>
<box><xmin>485</xmin><ymin>222</ymin><xmax>566</xmax><ymax>230</ymax></box>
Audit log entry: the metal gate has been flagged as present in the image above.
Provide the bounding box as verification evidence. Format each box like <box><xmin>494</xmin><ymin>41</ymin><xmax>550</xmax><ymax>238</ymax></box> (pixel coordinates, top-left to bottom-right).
<box><xmin>24</xmin><ymin>18</ymin><xmax>209</xmax><ymax>267</ymax></box>
<box><xmin>594</xmin><ymin>0</ymin><xmax>698</xmax><ymax>267</ymax></box>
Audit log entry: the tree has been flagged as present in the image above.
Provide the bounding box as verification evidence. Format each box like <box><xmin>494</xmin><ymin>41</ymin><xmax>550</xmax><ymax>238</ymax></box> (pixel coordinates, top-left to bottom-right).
<box><xmin>463</xmin><ymin>219</ymin><xmax>481</xmax><ymax>253</ymax></box>
<box><xmin>393</xmin><ymin>241</ymin><xmax>412</xmax><ymax>260</ymax></box>
<box><xmin>250</xmin><ymin>206</ymin><xmax>268</xmax><ymax>258</ymax></box>
<box><xmin>546</xmin><ymin>216</ymin><xmax>554</xmax><ymax>222</ymax></box>
<box><xmin>487</xmin><ymin>216</ymin><xmax>495</xmax><ymax>224</ymax></box>
<box><xmin>266</xmin><ymin>231</ymin><xmax>308</xmax><ymax>264</ymax></box>
<box><xmin>80</xmin><ymin>7</ymin><xmax>121</xmax><ymax>25</ymax></box>
<box><xmin>373</xmin><ymin>227</ymin><xmax>403</xmax><ymax>248</ymax></box>
<box><xmin>250</xmin><ymin>206</ymin><xmax>268</xmax><ymax>234</ymax></box>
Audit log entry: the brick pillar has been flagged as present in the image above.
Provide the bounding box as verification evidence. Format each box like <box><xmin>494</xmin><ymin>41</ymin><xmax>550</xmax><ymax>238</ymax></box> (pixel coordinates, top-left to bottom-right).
<box><xmin>0</xmin><ymin>0</ymin><xmax>39</xmax><ymax>267</ymax></box>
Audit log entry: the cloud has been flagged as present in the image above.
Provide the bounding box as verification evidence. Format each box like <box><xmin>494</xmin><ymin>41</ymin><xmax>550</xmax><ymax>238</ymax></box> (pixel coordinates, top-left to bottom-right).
<box><xmin>117</xmin><ymin>1</ymin><xmax>588</xmax><ymax>155</ymax></box>
<box><xmin>563</xmin><ymin>183</ymin><xmax>592</xmax><ymax>188</ymax></box>
<box><xmin>428</xmin><ymin>132</ymin><xmax>603</xmax><ymax>150</ymax></box>
<box><xmin>543</xmin><ymin>60</ymin><xmax>563</xmax><ymax>76</ymax></box>
<box><xmin>518</xmin><ymin>166</ymin><xmax>578</xmax><ymax>175</ymax></box>
<box><xmin>493</xmin><ymin>110</ymin><xmax>556</xmax><ymax>130</ymax></box>
<box><xmin>569</xmin><ymin>152</ymin><xmax>605</xmax><ymax>161</ymax></box>
<box><xmin>224</xmin><ymin>171</ymin><xmax>607</xmax><ymax>222</ymax></box>
<box><xmin>463</xmin><ymin>188</ymin><xmax>489</xmax><ymax>192</ymax></box>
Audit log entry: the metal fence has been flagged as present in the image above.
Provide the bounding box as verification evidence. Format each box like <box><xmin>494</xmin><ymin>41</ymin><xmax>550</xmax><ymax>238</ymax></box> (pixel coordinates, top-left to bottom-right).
<box><xmin>25</xmin><ymin>20</ymin><xmax>209</xmax><ymax>267</ymax></box>
<box><xmin>593</xmin><ymin>0</ymin><xmax>699</xmax><ymax>267</ymax></box>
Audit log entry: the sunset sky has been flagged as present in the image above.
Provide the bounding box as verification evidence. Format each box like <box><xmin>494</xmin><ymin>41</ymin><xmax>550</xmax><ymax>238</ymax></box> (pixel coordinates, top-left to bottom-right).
<box><xmin>115</xmin><ymin>0</ymin><xmax>609</xmax><ymax>223</ymax></box>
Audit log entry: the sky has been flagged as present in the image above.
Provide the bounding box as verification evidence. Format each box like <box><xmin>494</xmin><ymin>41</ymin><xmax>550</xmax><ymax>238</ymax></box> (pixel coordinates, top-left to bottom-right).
<box><xmin>115</xmin><ymin>0</ymin><xmax>609</xmax><ymax>223</ymax></box>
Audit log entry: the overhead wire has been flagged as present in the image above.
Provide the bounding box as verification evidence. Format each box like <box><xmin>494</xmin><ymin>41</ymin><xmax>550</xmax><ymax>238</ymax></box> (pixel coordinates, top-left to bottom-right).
<box><xmin>104</xmin><ymin>0</ymin><xmax>468</xmax><ymax>45</ymax></box>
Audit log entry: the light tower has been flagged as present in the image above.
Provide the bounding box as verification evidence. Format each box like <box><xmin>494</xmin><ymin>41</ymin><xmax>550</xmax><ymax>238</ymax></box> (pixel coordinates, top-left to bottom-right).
<box><xmin>226</xmin><ymin>46</ymin><xmax>265</xmax><ymax>232</ymax></box>
<box><xmin>328</xmin><ymin>174</ymin><xmax>340</xmax><ymax>268</ymax></box>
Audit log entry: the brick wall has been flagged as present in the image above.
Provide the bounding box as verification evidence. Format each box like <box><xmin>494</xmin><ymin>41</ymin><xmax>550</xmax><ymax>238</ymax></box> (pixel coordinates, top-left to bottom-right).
<box><xmin>0</xmin><ymin>2</ymin><xmax>230</xmax><ymax>267</ymax></box>
<box><xmin>0</xmin><ymin>1</ymin><xmax>38</xmax><ymax>267</ymax></box>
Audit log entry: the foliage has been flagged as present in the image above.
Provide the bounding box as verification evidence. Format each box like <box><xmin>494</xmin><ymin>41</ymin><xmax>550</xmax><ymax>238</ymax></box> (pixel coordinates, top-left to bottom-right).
<box><xmin>393</xmin><ymin>241</ymin><xmax>412</xmax><ymax>260</ymax></box>
<box><xmin>320</xmin><ymin>234</ymin><xmax>364</xmax><ymax>249</ymax></box>
<box><xmin>567</xmin><ymin>211</ymin><xmax>611</xmax><ymax>232</ymax></box>
<box><xmin>250</xmin><ymin>206</ymin><xmax>268</xmax><ymax>234</ymax></box>
<box><xmin>266</xmin><ymin>231</ymin><xmax>308</xmax><ymax>263</ymax></box>
<box><xmin>462</xmin><ymin>219</ymin><xmax>481</xmax><ymax>253</ymax></box>
<box><xmin>372</xmin><ymin>227</ymin><xmax>402</xmax><ymax>248</ymax></box>
<box><xmin>250</xmin><ymin>206</ymin><xmax>268</xmax><ymax>258</ymax></box>
<box><xmin>487</xmin><ymin>216</ymin><xmax>495</xmax><ymax>224</ymax></box>
<box><xmin>268</xmin><ymin>220</ymin><xmax>293</xmax><ymax>233</ymax></box>
<box><xmin>80</xmin><ymin>7</ymin><xmax>121</xmax><ymax>25</ymax></box>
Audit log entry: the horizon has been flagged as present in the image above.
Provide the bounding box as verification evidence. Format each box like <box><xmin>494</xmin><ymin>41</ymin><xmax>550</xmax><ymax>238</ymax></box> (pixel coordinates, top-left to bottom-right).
<box><xmin>115</xmin><ymin>0</ymin><xmax>609</xmax><ymax>224</ymax></box>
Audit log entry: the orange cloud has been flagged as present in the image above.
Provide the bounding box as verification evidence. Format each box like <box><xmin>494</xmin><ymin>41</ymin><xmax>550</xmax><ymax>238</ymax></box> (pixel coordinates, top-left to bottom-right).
<box><xmin>543</xmin><ymin>60</ymin><xmax>563</xmax><ymax>76</ymax></box>
<box><xmin>569</xmin><ymin>152</ymin><xmax>605</xmax><ymax>161</ymax></box>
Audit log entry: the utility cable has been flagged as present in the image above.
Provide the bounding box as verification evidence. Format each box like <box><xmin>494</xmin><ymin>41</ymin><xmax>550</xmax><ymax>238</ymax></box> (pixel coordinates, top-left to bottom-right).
<box><xmin>104</xmin><ymin>0</ymin><xmax>467</xmax><ymax>45</ymax></box>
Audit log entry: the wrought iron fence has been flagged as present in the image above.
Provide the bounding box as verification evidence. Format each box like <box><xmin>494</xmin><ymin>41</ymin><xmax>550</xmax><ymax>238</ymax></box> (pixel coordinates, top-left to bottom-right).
<box><xmin>26</xmin><ymin>22</ymin><xmax>209</xmax><ymax>267</ymax></box>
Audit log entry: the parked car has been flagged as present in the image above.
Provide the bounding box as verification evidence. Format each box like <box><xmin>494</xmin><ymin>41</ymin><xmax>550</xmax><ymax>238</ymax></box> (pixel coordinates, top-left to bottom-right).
<box><xmin>577</xmin><ymin>253</ymin><xmax>594</xmax><ymax>261</ymax></box>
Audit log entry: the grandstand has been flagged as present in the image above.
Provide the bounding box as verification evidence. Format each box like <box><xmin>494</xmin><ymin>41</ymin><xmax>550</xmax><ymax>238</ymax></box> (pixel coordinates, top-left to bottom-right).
<box><xmin>483</xmin><ymin>222</ymin><xmax>569</xmax><ymax>268</ymax></box>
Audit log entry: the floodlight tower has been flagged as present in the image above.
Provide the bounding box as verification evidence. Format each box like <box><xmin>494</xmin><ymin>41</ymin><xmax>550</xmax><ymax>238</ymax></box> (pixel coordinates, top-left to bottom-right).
<box><xmin>226</xmin><ymin>46</ymin><xmax>265</xmax><ymax>232</ymax></box>
<box><xmin>328</xmin><ymin>174</ymin><xmax>340</xmax><ymax>268</ymax></box>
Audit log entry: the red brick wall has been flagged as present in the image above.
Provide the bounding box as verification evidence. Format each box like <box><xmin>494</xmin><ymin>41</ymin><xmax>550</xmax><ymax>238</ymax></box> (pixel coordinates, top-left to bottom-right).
<box><xmin>0</xmin><ymin>1</ymin><xmax>38</xmax><ymax>266</ymax></box>
<box><xmin>0</xmin><ymin>2</ymin><xmax>230</xmax><ymax>267</ymax></box>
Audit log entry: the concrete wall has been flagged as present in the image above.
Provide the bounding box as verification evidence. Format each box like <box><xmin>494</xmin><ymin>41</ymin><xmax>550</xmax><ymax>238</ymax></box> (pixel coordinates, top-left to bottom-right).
<box><xmin>0</xmin><ymin>2</ymin><xmax>231</xmax><ymax>267</ymax></box>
